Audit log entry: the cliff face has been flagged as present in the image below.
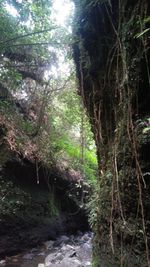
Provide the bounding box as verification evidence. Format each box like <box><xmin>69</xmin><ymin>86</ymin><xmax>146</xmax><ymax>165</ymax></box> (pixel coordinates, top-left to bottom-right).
<box><xmin>0</xmin><ymin>102</ymin><xmax>89</xmax><ymax>257</ymax></box>
<box><xmin>73</xmin><ymin>0</ymin><xmax>150</xmax><ymax>266</ymax></box>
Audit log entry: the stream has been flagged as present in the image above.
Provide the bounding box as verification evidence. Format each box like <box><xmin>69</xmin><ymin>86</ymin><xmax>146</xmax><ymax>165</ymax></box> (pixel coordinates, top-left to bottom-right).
<box><xmin>0</xmin><ymin>232</ymin><xmax>92</xmax><ymax>267</ymax></box>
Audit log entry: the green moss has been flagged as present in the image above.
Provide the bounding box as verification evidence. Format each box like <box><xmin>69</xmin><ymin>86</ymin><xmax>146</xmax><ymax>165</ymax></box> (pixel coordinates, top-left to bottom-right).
<box><xmin>92</xmin><ymin>255</ymin><xmax>100</xmax><ymax>267</ymax></box>
<box><xmin>0</xmin><ymin>174</ymin><xmax>60</xmax><ymax>223</ymax></box>
<box><xmin>73</xmin><ymin>0</ymin><xmax>150</xmax><ymax>265</ymax></box>
<box><xmin>48</xmin><ymin>192</ymin><xmax>60</xmax><ymax>217</ymax></box>
<box><xmin>0</xmin><ymin>146</ymin><xmax>12</xmax><ymax>167</ymax></box>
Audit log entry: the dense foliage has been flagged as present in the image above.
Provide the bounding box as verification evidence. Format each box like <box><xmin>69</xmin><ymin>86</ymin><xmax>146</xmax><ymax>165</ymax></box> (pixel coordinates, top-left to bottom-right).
<box><xmin>0</xmin><ymin>0</ymin><xmax>98</xmax><ymax>227</ymax></box>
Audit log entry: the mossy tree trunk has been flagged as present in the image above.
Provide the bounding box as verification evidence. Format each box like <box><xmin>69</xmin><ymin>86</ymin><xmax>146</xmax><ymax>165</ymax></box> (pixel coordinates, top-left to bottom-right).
<box><xmin>73</xmin><ymin>0</ymin><xmax>150</xmax><ymax>266</ymax></box>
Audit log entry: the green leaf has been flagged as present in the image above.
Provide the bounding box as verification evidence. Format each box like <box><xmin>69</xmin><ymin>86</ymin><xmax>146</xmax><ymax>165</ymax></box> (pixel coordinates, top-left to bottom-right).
<box><xmin>135</xmin><ymin>28</ymin><xmax>150</xmax><ymax>38</ymax></box>
<box><xmin>143</xmin><ymin>126</ymin><xmax>150</xmax><ymax>134</ymax></box>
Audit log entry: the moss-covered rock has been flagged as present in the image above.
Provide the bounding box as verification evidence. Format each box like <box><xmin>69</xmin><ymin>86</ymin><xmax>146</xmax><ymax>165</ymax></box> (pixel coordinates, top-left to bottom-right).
<box><xmin>73</xmin><ymin>0</ymin><xmax>150</xmax><ymax>265</ymax></box>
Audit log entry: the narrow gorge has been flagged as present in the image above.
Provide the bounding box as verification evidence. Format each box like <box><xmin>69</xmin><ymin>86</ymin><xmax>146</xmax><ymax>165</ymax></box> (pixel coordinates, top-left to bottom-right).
<box><xmin>0</xmin><ymin>0</ymin><xmax>150</xmax><ymax>266</ymax></box>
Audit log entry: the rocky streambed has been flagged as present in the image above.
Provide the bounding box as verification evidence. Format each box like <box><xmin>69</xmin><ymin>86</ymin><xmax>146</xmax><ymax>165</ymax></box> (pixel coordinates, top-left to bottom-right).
<box><xmin>0</xmin><ymin>232</ymin><xmax>92</xmax><ymax>267</ymax></box>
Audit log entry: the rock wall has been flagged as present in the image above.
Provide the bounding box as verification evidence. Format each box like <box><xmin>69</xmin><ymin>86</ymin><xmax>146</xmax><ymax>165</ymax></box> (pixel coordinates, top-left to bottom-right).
<box><xmin>73</xmin><ymin>0</ymin><xmax>150</xmax><ymax>266</ymax></box>
<box><xmin>0</xmin><ymin>134</ymin><xmax>89</xmax><ymax>258</ymax></box>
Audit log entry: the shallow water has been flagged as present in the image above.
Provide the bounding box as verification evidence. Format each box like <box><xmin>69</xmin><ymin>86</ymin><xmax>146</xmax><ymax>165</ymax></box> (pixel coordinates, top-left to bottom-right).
<box><xmin>0</xmin><ymin>245</ymin><xmax>50</xmax><ymax>267</ymax></box>
<box><xmin>0</xmin><ymin>232</ymin><xmax>92</xmax><ymax>267</ymax></box>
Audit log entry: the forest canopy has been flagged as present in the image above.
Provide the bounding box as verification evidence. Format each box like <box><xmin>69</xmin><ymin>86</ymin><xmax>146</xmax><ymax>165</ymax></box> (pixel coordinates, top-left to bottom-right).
<box><xmin>0</xmin><ymin>0</ymin><xmax>97</xmax><ymax>185</ymax></box>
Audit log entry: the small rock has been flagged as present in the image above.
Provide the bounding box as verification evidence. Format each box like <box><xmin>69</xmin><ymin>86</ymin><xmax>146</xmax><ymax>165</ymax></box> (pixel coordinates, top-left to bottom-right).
<box><xmin>38</xmin><ymin>264</ymin><xmax>45</xmax><ymax>267</ymax></box>
<box><xmin>77</xmin><ymin>231</ymin><xmax>83</xmax><ymax>236</ymax></box>
<box><xmin>54</xmin><ymin>235</ymin><xmax>69</xmax><ymax>247</ymax></box>
<box><xmin>38</xmin><ymin>252</ymin><xmax>46</xmax><ymax>256</ymax></box>
<box><xmin>23</xmin><ymin>253</ymin><xmax>33</xmax><ymax>260</ymax></box>
<box><xmin>69</xmin><ymin>251</ymin><xmax>77</xmax><ymax>258</ymax></box>
<box><xmin>45</xmin><ymin>252</ymin><xmax>58</xmax><ymax>266</ymax></box>
<box><xmin>60</xmin><ymin>244</ymin><xmax>75</xmax><ymax>255</ymax></box>
<box><xmin>69</xmin><ymin>235</ymin><xmax>75</xmax><ymax>243</ymax></box>
<box><xmin>54</xmin><ymin>252</ymin><xmax>64</xmax><ymax>262</ymax></box>
<box><xmin>31</xmin><ymin>248</ymin><xmax>39</xmax><ymax>253</ymax></box>
<box><xmin>44</xmin><ymin>240</ymin><xmax>54</xmax><ymax>249</ymax></box>
<box><xmin>59</xmin><ymin>258</ymin><xmax>83</xmax><ymax>267</ymax></box>
<box><xmin>0</xmin><ymin>260</ymin><xmax>5</xmax><ymax>266</ymax></box>
<box><xmin>84</xmin><ymin>261</ymin><xmax>91</xmax><ymax>266</ymax></box>
<box><xmin>81</xmin><ymin>234</ymin><xmax>89</xmax><ymax>242</ymax></box>
<box><xmin>82</xmin><ymin>243</ymin><xmax>92</xmax><ymax>251</ymax></box>
<box><xmin>76</xmin><ymin>242</ymin><xmax>92</xmax><ymax>262</ymax></box>
<box><xmin>78</xmin><ymin>239</ymin><xmax>85</xmax><ymax>245</ymax></box>
<box><xmin>63</xmin><ymin>250</ymin><xmax>76</xmax><ymax>259</ymax></box>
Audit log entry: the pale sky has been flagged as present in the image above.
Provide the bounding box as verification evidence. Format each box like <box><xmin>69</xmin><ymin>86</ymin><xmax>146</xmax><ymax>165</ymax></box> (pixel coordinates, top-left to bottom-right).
<box><xmin>5</xmin><ymin>0</ymin><xmax>74</xmax><ymax>28</ymax></box>
<box><xmin>5</xmin><ymin>0</ymin><xmax>74</xmax><ymax>79</ymax></box>
<box><xmin>5</xmin><ymin>3</ymin><xmax>18</xmax><ymax>16</ymax></box>
<box><xmin>52</xmin><ymin>0</ymin><xmax>74</xmax><ymax>27</ymax></box>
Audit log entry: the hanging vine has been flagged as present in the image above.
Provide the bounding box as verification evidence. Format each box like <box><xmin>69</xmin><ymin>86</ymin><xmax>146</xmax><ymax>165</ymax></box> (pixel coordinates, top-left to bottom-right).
<box><xmin>73</xmin><ymin>0</ymin><xmax>150</xmax><ymax>266</ymax></box>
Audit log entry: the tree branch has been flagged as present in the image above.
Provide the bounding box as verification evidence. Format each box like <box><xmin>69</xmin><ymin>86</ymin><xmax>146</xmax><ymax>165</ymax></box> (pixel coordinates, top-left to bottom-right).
<box><xmin>0</xmin><ymin>27</ymin><xmax>59</xmax><ymax>45</ymax></box>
